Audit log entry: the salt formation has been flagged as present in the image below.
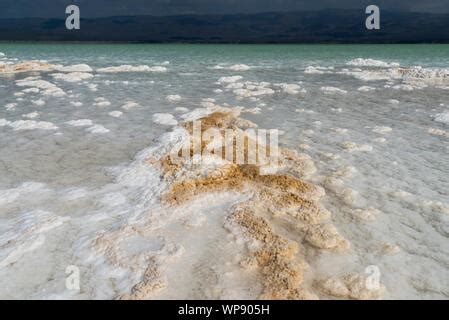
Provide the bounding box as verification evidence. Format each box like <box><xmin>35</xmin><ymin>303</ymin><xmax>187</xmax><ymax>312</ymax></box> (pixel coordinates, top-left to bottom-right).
<box><xmin>66</xmin><ymin>119</ymin><xmax>93</xmax><ymax>127</ymax></box>
<box><xmin>51</xmin><ymin>72</ymin><xmax>93</xmax><ymax>83</ymax></box>
<box><xmin>5</xmin><ymin>103</ymin><xmax>17</xmax><ymax>111</ymax></box>
<box><xmin>85</xmin><ymin>124</ymin><xmax>110</xmax><ymax>134</ymax></box>
<box><xmin>217</xmin><ymin>76</ymin><xmax>243</xmax><ymax>84</ymax></box>
<box><xmin>341</xmin><ymin>65</ymin><xmax>449</xmax><ymax>88</ymax></box>
<box><xmin>315</xmin><ymin>274</ymin><xmax>385</xmax><ymax>300</ymax></box>
<box><xmin>0</xmin><ymin>119</ymin><xmax>58</xmax><ymax>131</ymax></box>
<box><xmin>428</xmin><ymin>128</ymin><xmax>449</xmax><ymax>137</ymax></box>
<box><xmin>213</xmin><ymin>64</ymin><xmax>251</xmax><ymax>71</ymax></box>
<box><xmin>350</xmin><ymin>207</ymin><xmax>381</xmax><ymax>222</ymax></box>
<box><xmin>97</xmin><ymin>65</ymin><xmax>167</xmax><ymax>73</ymax></box>
<box><xmin>153</xmin><ymin>113</ymin><xmax>178</xmax><ymax>126</ymax></box>
<box><xmin>121</xmin><ymin>101</ymin><xmax>139</xmax><ymax>110</ymax></box>
<box><xmin>109</xmin><ymin>111</ymin><xmax>123</xmax><ymax>118</ymax></box>
<box><xmin>304</xmin><ymin>66</ymin><xmax>334</xmax><ymax>74</ymax></box>
<box><xmin>372</xmin><ymin>126</ymin><xmax>393</xmax><ymax>134</ymax></box>
<box><xmin>358</xmin><ymin>86</ymin><xmax>376</xmax><ymax>92</ymax></box>
<box><xmin>320</xmin><ymin>87</ymin><xmax>348</xmax><ymax>95</ymax></box>
<box><xmin>0</xmin><ymin>61</ymin><xmax>54</xmax><ymax>73</ymax></box>
<box><xmin>346</xmin><ymin>58</ymin><xmax>400</xmax><ymax>68</ymax></box>
<box><xmin>116</xmin><ymin>107</ymin><xmax>373</xmax><ymax>300</ymax></box>
<box><xmin>166</xmin><ymin>95</ymin><xmax>182</xmax><ymax>102</ymax></box>
<box><xmin>15</xmin><ymin>77</ymin><xmax>65</xmax><ymax>97</ymax></box>
<box><xmin>93</xmin><ymin>97</ymin><xmax>111</xmax><ymax>107</ymax></box>
<box><xmin>55</xmin><ymin>64</ymin><xmax>93</xmax><ymax>72</ymax></box>
<box><xmin>217</xmin><ymin>74</ymin><xmax>305</xmax><ymax>99</ymax></box>
<box><xmin>341</xmin><ymin>141</ymin><xmax>373</xmax><ymax>152</ymax></box>
<box><xmin>22</xmin><ymin>111</ymin><xmax>39</xmax><ymax>119</ymax></box>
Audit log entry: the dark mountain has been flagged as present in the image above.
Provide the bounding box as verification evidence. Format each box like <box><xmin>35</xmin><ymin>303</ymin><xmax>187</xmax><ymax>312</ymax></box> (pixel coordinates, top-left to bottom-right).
<box><xmin>1</xmin><ymin>10</ymin><xmax>448</xmax><ymax>43</ymax></box>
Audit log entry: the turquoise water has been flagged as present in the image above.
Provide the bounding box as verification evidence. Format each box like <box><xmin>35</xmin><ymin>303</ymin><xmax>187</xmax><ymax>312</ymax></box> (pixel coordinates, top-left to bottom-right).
<box><xmin>0</xmin><ymin>44</ymin><xmax>448</xmax><ymax>299</ymax></box>
<box><xmin>2</xmin><ymin>43</ymin><xmax>449</xmax><ymax>67</ymax></box>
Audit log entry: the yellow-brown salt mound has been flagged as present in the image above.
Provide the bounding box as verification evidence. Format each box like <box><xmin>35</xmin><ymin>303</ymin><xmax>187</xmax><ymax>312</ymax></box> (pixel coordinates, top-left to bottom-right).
<box><xmin>146</xmin><ymin>109</ymin><xmax>352</xmax><ymax>299</ymax></box>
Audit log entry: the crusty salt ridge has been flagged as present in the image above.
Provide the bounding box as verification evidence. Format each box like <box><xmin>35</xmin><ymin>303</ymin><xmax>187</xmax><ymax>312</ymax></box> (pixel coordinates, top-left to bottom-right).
<box><xmin>358</xmin><ymin>86</ymin><xmax>376</xmax><ymax>92</ymax></box>
<box><xmin>341</xmin><ymin>141</ymin><xmax>373</xmax><ymax>152</ymax></box>
<box><xmin>94</xmin><ymin>97</ymin><xmax>111</xmax><ymax>107</ymax></box>
<box><xmin>217</xmin><ymin>75</ymin><xmax>243</xmax><ymax>84</ymax></box>
<box><xmin>0</xmin><ymin>119</ymin><xmax>58</xmax><ymax>131</ymax></box>
<box><xmin>304</xmin><ymin>66</ymin><xmax>334</xmax><ymax>74</ymax></box>
<box><xmin>66</xmin><ymin>119</ymin><xmax>93</xmax><ymax>127</ymax></box>
<box><xmin>0</xmin><ymin>60</ymin><xmax>94</xmax><ymax>75</ymax></box>
<box><xmin>109</xmin><ymin>111</ymin><xmax>123</xmax><ymax>118</ymax></box>
<box><xmin>0</xmin><ymin>61</ymin><xmax>54</xmax><ymax>74</ymax></box>
<box><xmin>22</xmin><ymin>111</ymin><xmax>39</xmax><ymax>119</ymax></box>
<box><xmin>346</xmin><ymin>58</ymin><xmax>400</xmax><ymax>68</ymax></box>
<box><xmin>121</xmin><ymin>101</ymin><xmax>139</xmax><ymax>110</ymax></box>
<box><xmin>85</xmin><ymin>124</ymin><xmax>110</xmax><ymax>134</ymax></box>
<box><xmin>213</xmin><ymin>64</ymin><xmax>251</xmax><ymax>71</ymax></box>
<box><xmin>341</xmin><ymin>65</ymin><xmax>449</xmax><ymax>88</ymax></box>
<box><xmin>0</xmin><ymin>60</ymin><xmax>167</xmax><ymax>77</ymax></box>
<box><xmin>15</xmin><ymin>78</ymin><xmax>65</xmax><ymax>97</ymax></box>
<box><xmin>153</xmin><ymin>113</ymin><xmax>178</xmax><ymax>126</ymax></box>
<box><xmin>97</xmin><ymin>65</ymin><xmax>167</xmax><ymax>73</ymax></box>
<box><xmin>55</xmin><ymin>64</ymin><xmax>93</xmax><ymax>73</ymax></box>
<box><xmin>321</xmin><ymin>87</ymin><xmax>348</xmax><ymax>95</ymax></box>
<box><xmin>51</xmin><ymin>72</ymin><xmax>93</xmax><ymax>83</ymax></box>
<box><xmin>124</xmin><ymin>107</ymin><xmax>373</xmax><ymax>300</ymax></box>
<box><xmin>166</xmin><ymin>95</ymin><xmax>182</xmax><ymax>102</ymax></box>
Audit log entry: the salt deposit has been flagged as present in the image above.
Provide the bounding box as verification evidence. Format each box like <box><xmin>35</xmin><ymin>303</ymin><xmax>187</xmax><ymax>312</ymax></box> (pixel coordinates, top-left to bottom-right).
<box><xmin>153</xmin><ymin>113</ymin><xmax>178</xmax><ymax>126</ymax></box>
<box><xmin>166</xmin><ymin>95</ymin><xmax>182</xmax><ymax>102</ymax></box>
<box><xmin>97</xmin><ymin>65</ymin><xmax>167</xmax><ymax>73</ymax></box>
<box><xmin>321</xmin><ymin>87</ymin><xmax>348</xmax><ymax>95</ymax></box>
<box><xmin>109</xmin><ymin>111</ymin><xmax>123</xmax><ymax>118</ymax></box>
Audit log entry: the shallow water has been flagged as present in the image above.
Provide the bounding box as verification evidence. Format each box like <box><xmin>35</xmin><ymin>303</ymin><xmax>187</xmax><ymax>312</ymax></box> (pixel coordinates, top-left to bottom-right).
<box><xmin>0</xmin><ymin>44</ymin><xmax>448</xmax><ymax>299</ymax></box>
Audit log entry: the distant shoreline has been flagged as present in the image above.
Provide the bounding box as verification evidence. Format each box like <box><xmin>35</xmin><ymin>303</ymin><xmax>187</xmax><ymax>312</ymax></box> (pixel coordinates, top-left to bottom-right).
<box><xmin>1</xmin><ymin>41</ymin><xmax>449</xmax><ymax>44</ymax></box>
<box><xmin>1</xmin><ymin>10</ymin><xmax>448</xmax><ymax>43</ymax></box>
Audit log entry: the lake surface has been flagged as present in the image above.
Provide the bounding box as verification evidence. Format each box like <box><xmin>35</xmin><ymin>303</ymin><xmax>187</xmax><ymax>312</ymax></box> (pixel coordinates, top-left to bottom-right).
<box><xmin>0</xmin><ymin>44</ymin><xmax>448</xmax><ymax>299</ymax></box>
